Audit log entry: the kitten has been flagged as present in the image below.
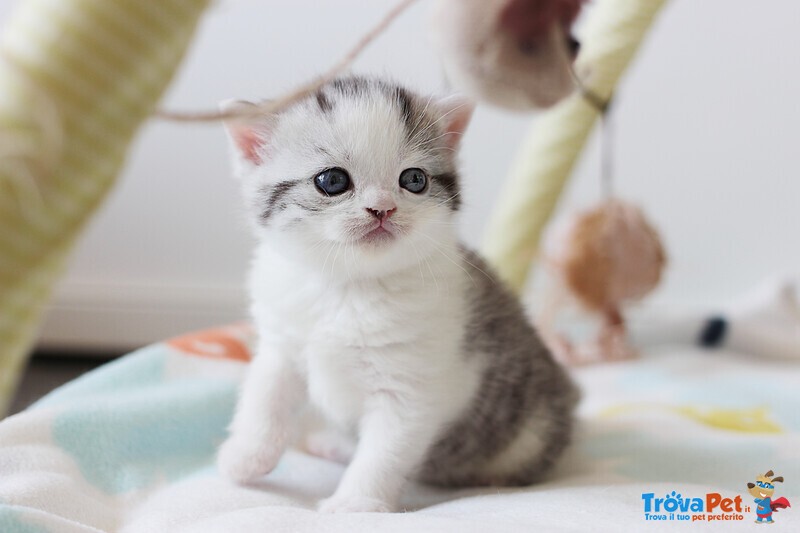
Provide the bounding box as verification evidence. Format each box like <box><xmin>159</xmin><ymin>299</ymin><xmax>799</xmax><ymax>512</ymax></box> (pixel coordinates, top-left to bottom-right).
<box><xmin>217</xmin><ymin>76</ymin><xmax>578</xmax><ymax>513</ymax></box>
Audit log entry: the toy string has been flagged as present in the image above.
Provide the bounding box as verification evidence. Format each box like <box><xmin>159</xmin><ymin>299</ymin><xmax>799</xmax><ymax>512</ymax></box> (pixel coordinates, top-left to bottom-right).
<box><xmin>599</xmin><ymin>101</ymin><xmax>614</xmax><ymax>199</ymax></box>
<box><xmin>157</xmin><ymin>0</ymin><xmax>419</xmax><ymax>123</ymax></box>
<box><xmin>570</xmin><ymin>67</ymin><xmax>615</xmax><ymax>199</ymax></box>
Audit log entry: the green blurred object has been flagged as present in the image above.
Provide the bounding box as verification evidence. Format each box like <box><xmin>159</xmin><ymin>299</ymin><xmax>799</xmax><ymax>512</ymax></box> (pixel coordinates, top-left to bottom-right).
<box><xmin>0</xmin><ymin>0</ymin><xmax>211</xmax><ymax>416</ymax></box>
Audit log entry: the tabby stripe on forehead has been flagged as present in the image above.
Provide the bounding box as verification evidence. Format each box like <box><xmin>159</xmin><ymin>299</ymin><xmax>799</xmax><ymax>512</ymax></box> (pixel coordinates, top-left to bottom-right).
<box><xmin>431</xmin><ymin>173</ymin><xmax>461</xmax><ymax>210</ymax></box>
<box><xmin>316</xmin><ymin>91</ymin><xmax>332</xmax><ymax>113</ymax></box>
<box><xmin>394</xmin><ymin>86</ymin><xmax>415</xmax><ymax>134</ymax></box>
<box><xmin>260</xmin><ymin>181</ymin><xmax>300</xmax><ymax>222</ymax></box>
<box><xmin>332</xmin><ymin>76</ymin><xmax>369</xmax><ymax>96</ymax></box>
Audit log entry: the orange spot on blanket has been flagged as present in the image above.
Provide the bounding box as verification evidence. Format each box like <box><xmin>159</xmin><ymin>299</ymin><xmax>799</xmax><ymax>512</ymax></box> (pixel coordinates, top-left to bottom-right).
<box><xmin>167</xmin><ymin>323</ymin><xmax>254</xmax><ymax>362</ymax></box>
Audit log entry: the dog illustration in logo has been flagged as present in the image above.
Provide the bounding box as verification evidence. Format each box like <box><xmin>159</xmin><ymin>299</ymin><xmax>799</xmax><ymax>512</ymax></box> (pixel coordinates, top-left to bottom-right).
<box><xmin>747</xmin><ymin>470</ymin><xmax>791</xmax><ymax>524</ymax></box>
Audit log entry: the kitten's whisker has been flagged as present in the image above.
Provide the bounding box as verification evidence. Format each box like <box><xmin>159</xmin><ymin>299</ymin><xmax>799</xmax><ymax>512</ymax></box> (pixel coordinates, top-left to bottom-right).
<box><xmin>421</xmin><ymin>247</ymin><xmax>441</xmax><ymax>295</ymax></box>
<box><xmin>410</xmin><ymin>102</ymin><xmax>470</xmax><ymax>144</ymax></box>
<box><xmin>330</xmin><ymin>240</ymin><xmax>344</xmax><ymax>278</ymax></box>
<box><xmin>457</xmin><ymin>251</ymin><xmax>493</xmax><ymax>283</ymax></box>
<box><xmin>427</xmin><ymin>191</ymin><xmax>461</xmax><ymax>210</ymax></box>
<box><xmin>412</xmin><ymin>210</ymin><xmax>452</xmax><ymax>225</ymax></box>
<box><xmin>412</xmin><ymin>131</ymin><xmax>453</xmax><ymax>149</ymax></box>
<box><xmin>347</xmin><ymin>238</ymin><xmax>357</xmax><ymax>284</ymax></box>
<box><xmin>400</xmin><ymin>225</ymin><xmax>440</xmax><ymax>294</ymax></box>
<box><xmin>418</xmin><ymin>232</ymin><xmax>477</xmax><ymax>288</ymax></box>
<box><xmin>308</xmin><ymin>237</ymin><xmax>332</xmax><ymax>255</ymax></box>
<box><xmin>406</xmin><ymin>132</ymin><xmax>459</xmax><ymax>155</ymax></box>
<box><xmin>320</xmin><ymin>238</ymin><xmax>338</xmax><ymax>279</ymax></box>
<box><xmin>409</xmin><ymin>240</ymin><xmax>428</xmax><ymax>290</ymax></box>
<box><xmin>408</xmin><ymin>93</ymin><xmax>434</xmax><ymax>140</ymax></box>
<box><xmin>413</xmin><ymin>102</ymin><xmax>469</xmax><ymax>139</ymax></box>
<box><xmin>422</xmin><ymin>217</ymin><xmax>458</xmax><ymax>228</ymax></box>
<box><xmin>421</xmin><ymin>227</ymin><xmax>493</xmax><ymax>284</ymax></box>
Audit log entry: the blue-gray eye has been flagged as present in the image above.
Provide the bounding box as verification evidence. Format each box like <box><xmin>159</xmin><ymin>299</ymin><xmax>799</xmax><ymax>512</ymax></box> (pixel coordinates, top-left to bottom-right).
<box><xmin>399</xmin><ymin>168</ymin><xmax>428</xmax><ymax>193</ymax></box>
<box><xmin>315</xmin><ymin>168</ymin><xmax>350</xmax><ymax>196</ymax></box>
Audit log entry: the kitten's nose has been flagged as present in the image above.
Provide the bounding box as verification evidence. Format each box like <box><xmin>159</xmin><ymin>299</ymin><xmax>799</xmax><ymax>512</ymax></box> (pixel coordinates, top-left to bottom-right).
<box><xmin>365</xmin><ymin>207</ymin><xmax>396</xmax><ymax>222</ymax></box>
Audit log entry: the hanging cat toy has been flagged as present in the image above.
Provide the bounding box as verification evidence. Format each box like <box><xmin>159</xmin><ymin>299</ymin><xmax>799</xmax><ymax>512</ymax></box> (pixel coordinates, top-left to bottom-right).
<box><xmin>433</xmin><ymin>0</ymin><xmax>668</xmax><ymax>365</ymax></box>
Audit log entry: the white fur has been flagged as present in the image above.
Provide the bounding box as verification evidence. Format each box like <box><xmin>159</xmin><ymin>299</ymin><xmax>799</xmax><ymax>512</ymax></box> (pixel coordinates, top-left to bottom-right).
<box><xmin>218</xmin><ymin>86</ymin><xmax>483</xmax><ymax>512</ymax></box>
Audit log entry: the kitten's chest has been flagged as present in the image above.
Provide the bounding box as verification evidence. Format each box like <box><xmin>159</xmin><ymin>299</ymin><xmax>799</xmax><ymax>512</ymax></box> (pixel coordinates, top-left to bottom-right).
<box><xmin>252</xmin><ymin>251</ymin><xmax>463</xmax><ymax>345</ymax></box>
<box><xmin>255</xmin><ymin>263</ymin><xmax>465</xmax><ymax>422</ymax></box>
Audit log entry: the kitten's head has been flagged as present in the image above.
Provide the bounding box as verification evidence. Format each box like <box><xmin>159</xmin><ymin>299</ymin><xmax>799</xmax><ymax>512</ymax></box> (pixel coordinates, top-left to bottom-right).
<box><xmin>223</xmin><ymin>76</ymin><xmax>474</xmax><ymax>277</ymax></box>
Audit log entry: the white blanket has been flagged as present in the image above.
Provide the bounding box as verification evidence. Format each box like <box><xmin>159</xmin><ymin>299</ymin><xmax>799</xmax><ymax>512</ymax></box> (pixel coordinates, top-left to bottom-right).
<box><xmin>1</xmin><ymin>324</ymin><xmax>797</xmax><ymax>532</ymax></box>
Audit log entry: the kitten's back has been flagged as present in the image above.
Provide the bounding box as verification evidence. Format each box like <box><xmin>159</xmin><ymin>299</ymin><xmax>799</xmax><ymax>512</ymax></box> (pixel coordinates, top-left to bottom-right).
<box><xmin>419</xmin><ymin>247</ymin><xmax>578</xmax><ymax>487</ymax></box>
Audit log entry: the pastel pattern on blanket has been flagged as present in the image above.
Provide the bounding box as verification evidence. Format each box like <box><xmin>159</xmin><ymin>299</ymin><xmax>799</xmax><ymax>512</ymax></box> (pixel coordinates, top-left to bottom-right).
<box><xmin>48</xmin><ymin>349</ymin><xmax>236</xmax><ymax>494</ymax></box>
<box><xmin>0</xmin><ymin>507</ymin><xmax>49</xmax><ymax>533</ymax></box>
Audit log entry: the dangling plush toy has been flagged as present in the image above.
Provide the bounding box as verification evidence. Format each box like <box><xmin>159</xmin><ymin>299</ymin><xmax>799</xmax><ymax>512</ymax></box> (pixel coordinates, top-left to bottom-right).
<box><xmin>540</xmin><ymin>199</ymin><xmax>667</xmax><ymax>365</ymax></box>
<box><xmin>431</xmin><ymin>0</ymin><xmax>584</xmax><ymax>109</ymax></box>
<box><xmin>428</xmin><ymin>0</ymin><xmax>671</xmax><ymax>366</ymax></box>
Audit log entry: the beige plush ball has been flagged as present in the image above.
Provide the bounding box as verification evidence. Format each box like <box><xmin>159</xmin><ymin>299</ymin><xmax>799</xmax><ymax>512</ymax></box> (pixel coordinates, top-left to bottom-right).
<box><xmin>549</xmin><ymin>200</ymin><xmax>666</xmax><ymax>312</ymax></box>
<box><xmin>430</xmin><ymin>0</ymin><xmax>582</xmax><ymax>109</ymax></box>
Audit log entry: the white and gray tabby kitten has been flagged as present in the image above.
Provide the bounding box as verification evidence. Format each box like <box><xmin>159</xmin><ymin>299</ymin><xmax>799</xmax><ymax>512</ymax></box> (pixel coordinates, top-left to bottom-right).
<box><xmin>218</xmin><ymin>76</ymin><xmax>578</xmax><ymax>513</ymax></box>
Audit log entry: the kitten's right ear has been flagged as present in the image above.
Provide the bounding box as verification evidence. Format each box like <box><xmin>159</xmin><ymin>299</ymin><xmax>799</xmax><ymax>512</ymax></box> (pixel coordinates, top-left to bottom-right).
<box><xmin>435</xmin><ymin>94</ymin><xmax>476</xmax><ymax>150</ymax></box>
<box><xmin>220</xmin><ymin>99</ymin><xmax>273</xmax><ymax>165</ymax></box>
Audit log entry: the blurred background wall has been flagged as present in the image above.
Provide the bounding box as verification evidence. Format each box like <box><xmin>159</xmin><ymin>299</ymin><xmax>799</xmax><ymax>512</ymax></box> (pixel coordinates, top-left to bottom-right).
<box><xmin>1</xmin><ymin>0</ymin><xmax>798</xmax><ymax>351</ymax></box>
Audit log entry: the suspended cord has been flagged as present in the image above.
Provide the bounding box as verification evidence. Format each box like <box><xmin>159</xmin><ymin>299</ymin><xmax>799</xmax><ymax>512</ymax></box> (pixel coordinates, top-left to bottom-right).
<box><xmin>156</xmin><ymin>0</ymin><xmax>419</xmax><ymax>123</ymax></box>
<box><xmin>599</xmin><ymin>101</ymin><xmax>614</xmax><ymax>199</ymax></box>
<box><xmin>570</xmin><ymin>66</ymin><xmax>615</xmax><ymax>199</ymax></box>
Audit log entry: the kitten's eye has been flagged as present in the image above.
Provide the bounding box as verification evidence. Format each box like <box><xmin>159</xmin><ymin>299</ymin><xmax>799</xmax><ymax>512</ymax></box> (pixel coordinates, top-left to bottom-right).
<box><xmin>399</xmin><ymin>168</ymin><xmax>428</xmax><ymax>194</ymax></box>
<box><xmin>314</xmin><ymin>168</ymin><xmax>351</xmax><ymax>196</ymax></box>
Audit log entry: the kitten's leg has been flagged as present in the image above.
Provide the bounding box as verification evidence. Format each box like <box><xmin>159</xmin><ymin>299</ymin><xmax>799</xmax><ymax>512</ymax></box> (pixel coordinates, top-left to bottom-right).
<box><xmin>318</xmin><ymin>394</ymin><xmax>442</xmax><ymax>513</ymax></box>
<box><xmin>218</xmin><ymin>343</ymin><xmax>305</xmax><ymax>484</ymax></box>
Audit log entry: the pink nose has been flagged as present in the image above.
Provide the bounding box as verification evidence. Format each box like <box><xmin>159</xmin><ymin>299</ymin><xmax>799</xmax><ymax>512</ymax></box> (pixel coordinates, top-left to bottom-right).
<box><xmin>366</xmin><ymin>207</ymin><xmax>396</xmax><ymax>222</ymax></box>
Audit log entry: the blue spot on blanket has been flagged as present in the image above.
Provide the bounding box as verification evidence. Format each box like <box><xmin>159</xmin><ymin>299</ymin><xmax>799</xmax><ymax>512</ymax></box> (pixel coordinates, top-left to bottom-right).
<box><xmin>42</xmin><ymin>348</ymin><xmax>236</xmax><ymax>494</ymax></box>
<box><xmin>33</xmin><ymin>347</ymin><xmax>166</xmax><ymax>409</ymax></box>
<box><xmin>0</xmin><ymin>506</ymin><xmax>51</xmax><ymax>533</ymax></box>
<box><xmin>52</xmin><ymin>380</ymin><xmax>235</xmax><ymax>494</ymax></box>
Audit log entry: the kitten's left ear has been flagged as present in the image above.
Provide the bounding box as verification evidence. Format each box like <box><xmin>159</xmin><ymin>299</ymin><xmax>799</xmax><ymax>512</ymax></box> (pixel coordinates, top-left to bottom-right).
<box><xmin>436</xmin><ymin>95</ymin><xmax>476</xmax><ymax>150</ymax></box>
<box><xmin>220</xmin><ymin>99</ymin><xmax>274</xmax><ymax>166</ymax></box>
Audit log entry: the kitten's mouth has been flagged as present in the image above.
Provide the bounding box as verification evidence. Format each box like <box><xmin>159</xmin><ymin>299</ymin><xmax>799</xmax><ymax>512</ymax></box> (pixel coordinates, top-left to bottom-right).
<box><xmin>360</xmin><ymin>225</ymin><xmax>395</xmax><ymax>245</ymax></box>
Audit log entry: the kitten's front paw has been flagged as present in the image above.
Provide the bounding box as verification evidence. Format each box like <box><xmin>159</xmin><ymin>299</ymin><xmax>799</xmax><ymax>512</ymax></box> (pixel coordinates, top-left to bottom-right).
<box><xmin>318</xmin><ymin>494</ymin><xmax>392</xmax><ymax>513</ymax></box>
<box><xmin>217</xmin><ymin>435</ymin><xmax>283</xmax><ymax>484</ymax></box>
